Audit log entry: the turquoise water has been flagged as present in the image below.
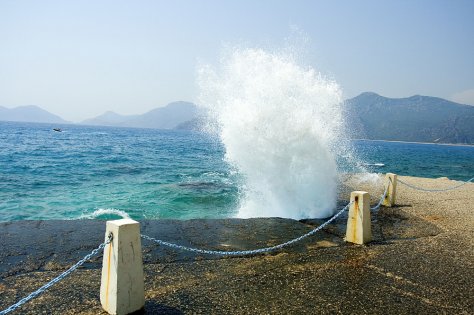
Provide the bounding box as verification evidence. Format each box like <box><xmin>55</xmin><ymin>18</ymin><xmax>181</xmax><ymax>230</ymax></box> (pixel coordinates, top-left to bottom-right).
<box><xmin>356</xmin><ymin>139</ymin><xmax>474</xmax><ymax>180</ymax></box>
<box><xmin>0</xmin><ymin>122</ymin><xmax>237</xmax><ymax>221</ymax></box>
<box><xmin>1</xmin><ymin>121</ymin><xmax>473</xmax><ymax>221</ymax></box>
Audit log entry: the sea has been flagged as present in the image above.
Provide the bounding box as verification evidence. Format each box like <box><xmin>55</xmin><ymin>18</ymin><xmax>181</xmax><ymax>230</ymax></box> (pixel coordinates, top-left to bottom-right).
<box><xmin>1</xmin><ymin>121</ymin><xmax>473</xmax><ymax>222</ymax></box>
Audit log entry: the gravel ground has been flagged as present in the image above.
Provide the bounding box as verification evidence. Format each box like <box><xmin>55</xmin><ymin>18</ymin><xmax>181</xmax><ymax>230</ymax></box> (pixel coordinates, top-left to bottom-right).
<box><xmin>0</xmin><ymin>175</ymin><xmax>473</xmax><ymax>314</ymax></box>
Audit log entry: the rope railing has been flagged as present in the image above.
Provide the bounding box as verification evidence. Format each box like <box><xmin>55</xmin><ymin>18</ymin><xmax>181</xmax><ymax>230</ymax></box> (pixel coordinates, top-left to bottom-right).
<box><xmin>0</xmin><ymin>234</ymin><xmax>112</xmax><ymax>315</ymax></box>
<box><xmin>371</xmin><ymin>182</ymin><xmax>389</xmax><ymax>211</ymax></box>
<box><xmin>397</xmin><ymin>176</ymin><xmax>474</xmax><ymax>192</ymax></box>
<box><xmin>141</xmin><ymin>201</ymin><xmax>353</xmax><ymax>256</ymax></box>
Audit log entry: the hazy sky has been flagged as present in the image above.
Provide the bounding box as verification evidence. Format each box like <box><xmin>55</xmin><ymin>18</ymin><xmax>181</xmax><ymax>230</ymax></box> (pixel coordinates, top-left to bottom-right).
<box><xmin>1</xmin><ymin>0</ymin><xmax>473</xmax><ymax>122</ymax></box>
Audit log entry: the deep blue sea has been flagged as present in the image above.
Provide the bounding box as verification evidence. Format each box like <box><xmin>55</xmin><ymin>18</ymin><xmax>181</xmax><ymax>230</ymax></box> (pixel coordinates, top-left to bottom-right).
<box><xmin>1</xmin><ymin>121</ymin><xmax>473</xmax><ymax>222</ymax></box>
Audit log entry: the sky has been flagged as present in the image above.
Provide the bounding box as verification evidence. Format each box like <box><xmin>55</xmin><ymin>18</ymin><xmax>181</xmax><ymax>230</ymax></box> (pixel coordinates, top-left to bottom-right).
<box><xmin>1</xmin><ymin>0</ymin><xmax>473</xmax><ymax>122</ymax></box>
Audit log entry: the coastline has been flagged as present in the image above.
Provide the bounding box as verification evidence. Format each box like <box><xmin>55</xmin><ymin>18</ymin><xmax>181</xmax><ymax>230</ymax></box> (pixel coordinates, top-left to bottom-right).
<box><xmin>352</xmin><ymin>138</ymin><xmax>474</xmax><ymax>147</ymax></box>
<box><xmin>0</xmin><ymin>175</ymin><xmax>473</xmax><ymax>314</ymax></box>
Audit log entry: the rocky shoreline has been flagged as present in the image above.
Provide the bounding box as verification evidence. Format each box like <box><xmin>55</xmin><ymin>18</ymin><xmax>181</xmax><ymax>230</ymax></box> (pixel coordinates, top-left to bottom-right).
<box><xmin>0</xmin><ymin>175</ymin><xmax>473</xmax><ymax>314</ymax></box>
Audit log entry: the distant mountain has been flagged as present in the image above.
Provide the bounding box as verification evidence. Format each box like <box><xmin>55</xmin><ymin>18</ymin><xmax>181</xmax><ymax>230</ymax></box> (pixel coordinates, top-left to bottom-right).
<box><xmin>122</xmin><ymin>102</ymin><xmax>198</xmax><ymax>129</ymax></box>
<box><xmin>174</xmin><ymin>117</ymin><xmax>207</xmax><ymax>131</ymax></box>
<box><xmin>0</xmin><ymin>105</ymin><xmax>69</xmax><ymax>124</ymax></box>
<box><xmin>345</xmin><ymin>92</ymin><xmax>474</xmax><ymax>144</ymax></box>
<box><xmin>81</xmin><ymin>111</ymin><xmax>138</xmax><ymax>126</ymax></box>
<box><xmin>82</xmin><ymin>101</ymin><xmax>199</xmax><ymax>129</ymax></box>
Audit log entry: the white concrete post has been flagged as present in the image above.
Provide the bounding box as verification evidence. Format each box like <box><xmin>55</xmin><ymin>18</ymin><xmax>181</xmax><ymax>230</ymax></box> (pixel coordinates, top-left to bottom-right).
<box><xmin>100</xmin><ymin>219</ymin><xmax>145</xmax><ymax>315</ymax></box>
<box><xmin>345</xmin><ymin>191</ymin><xmax>372</xmax><ymax>245</ymax></box>
<box><xmin>382</xmin><ymin>173</ymin><xmax>397</xmax><ymax>207</ymax></box>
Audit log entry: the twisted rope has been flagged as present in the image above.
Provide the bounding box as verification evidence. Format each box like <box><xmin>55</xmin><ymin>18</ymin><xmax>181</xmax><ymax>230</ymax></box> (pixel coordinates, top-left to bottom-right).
<box><xmin>141</xmin><ymin>202</ymin><xmax>352</xmax><ymax>256</ymax></box>
<box><xmin>0</xmin><ymin>235</ymin><xmax>112</xmax><ymax>315</ymax></box>
<box><xmin>397</xmin><ymin>177</ymin><xmax>474</xmax><ymax>192</ymax></box>
<box><xmin>371</xmin><ymin>183</ymin><xmax>389</xmax><ymax>211</ymax></box>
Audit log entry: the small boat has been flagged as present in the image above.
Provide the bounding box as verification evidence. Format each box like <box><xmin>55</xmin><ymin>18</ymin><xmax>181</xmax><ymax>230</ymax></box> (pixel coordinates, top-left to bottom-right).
<box><xmin>53</xmin><ymin>128</ymin><xmax>62</xmax><ymax>132</ymax></box>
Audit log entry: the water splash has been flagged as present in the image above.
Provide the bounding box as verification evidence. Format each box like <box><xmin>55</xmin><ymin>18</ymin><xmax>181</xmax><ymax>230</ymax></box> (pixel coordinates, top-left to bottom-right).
<box><xmin>354</xmin><ymin>173</ymin><xmax>384</xmax><ymax>186</ymax></box>
<box><xmin>80</xmin><ymin>208</ymin><xmax>131</xmax><ymax>220</ymax></box>
<box><xmin>198</xmin><ymin>47</ymin><xmax>350</xmax><ymax>219</ymax></box>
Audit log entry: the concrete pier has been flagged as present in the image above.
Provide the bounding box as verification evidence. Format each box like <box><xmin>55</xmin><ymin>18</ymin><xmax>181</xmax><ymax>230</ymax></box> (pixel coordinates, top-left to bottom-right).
<box><xmin>0</xmin><ymin>175</ymin><xmax>473</xmax><ymax>314</ymax></box>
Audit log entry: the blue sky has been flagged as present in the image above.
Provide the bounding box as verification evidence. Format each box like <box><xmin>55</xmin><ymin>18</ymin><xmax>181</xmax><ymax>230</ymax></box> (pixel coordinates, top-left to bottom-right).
<box><xmin>1</xmin><ymin>0</ymin><xmax>473</xmax><ymax>121</ymax></box>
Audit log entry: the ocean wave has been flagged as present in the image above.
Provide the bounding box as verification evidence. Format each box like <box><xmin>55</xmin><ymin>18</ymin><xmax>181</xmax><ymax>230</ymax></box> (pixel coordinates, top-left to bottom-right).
<box><xmin>79</xmin><ymin>208</ymin><xmax>131</xmax><ymax>220</ymax></box>
<box><xmin>364</xmin><ymin>163</ymin><xmax>385</xmax><ymax>167</ymax></box>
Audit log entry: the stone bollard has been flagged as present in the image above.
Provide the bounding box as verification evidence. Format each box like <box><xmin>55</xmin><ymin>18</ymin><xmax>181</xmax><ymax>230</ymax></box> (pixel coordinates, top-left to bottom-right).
<box><xmin>100</xmin><ymin>219</ymin><xmax>145</xmax><ymax>315</ymax></box>
<box><xmin>345</xmin><ymin>191</ymin><xmax>371</xmax><ymax>245</ymax></box>
<box><xmin>382</xmin><ymin>173</ymin><xmax>397</xmax><ymax>207</ymax></box>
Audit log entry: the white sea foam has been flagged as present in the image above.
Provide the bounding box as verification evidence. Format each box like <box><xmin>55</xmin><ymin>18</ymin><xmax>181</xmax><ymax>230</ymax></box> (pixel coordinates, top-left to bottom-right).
<box><xmin>80</xmin><ymin>208</ymin><xmax>131</xmax><ymax>220</ymax></box>
<box><xmin>365</xmin><ymin>163</ymin><xmax>385</xmax><ymax>167</ymax></box>
<box><xmin>198</xmin><ymin>47</ymin><xmax>350</xmax><ymax>219</ymax></box>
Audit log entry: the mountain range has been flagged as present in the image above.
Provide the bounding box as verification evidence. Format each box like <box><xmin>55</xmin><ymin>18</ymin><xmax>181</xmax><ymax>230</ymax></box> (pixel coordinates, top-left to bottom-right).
<box><xmin>1</xmin><ymin>93</ymin><xmax>473</xmax><ymax>144</ymax></box>
<box><xmin>344</xmin><ymin>92</ymin><xmax>474</xmax><ymax>144</ymax></box>
<box><xmin>0</xmin><ymin>105</ymin><xmax>69</xmax><ymax>124</ymax></box>
<box><xmin>81</xmin><ymin>101</ymin><xmax>198</xmax><ymax>129</ymax></box>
